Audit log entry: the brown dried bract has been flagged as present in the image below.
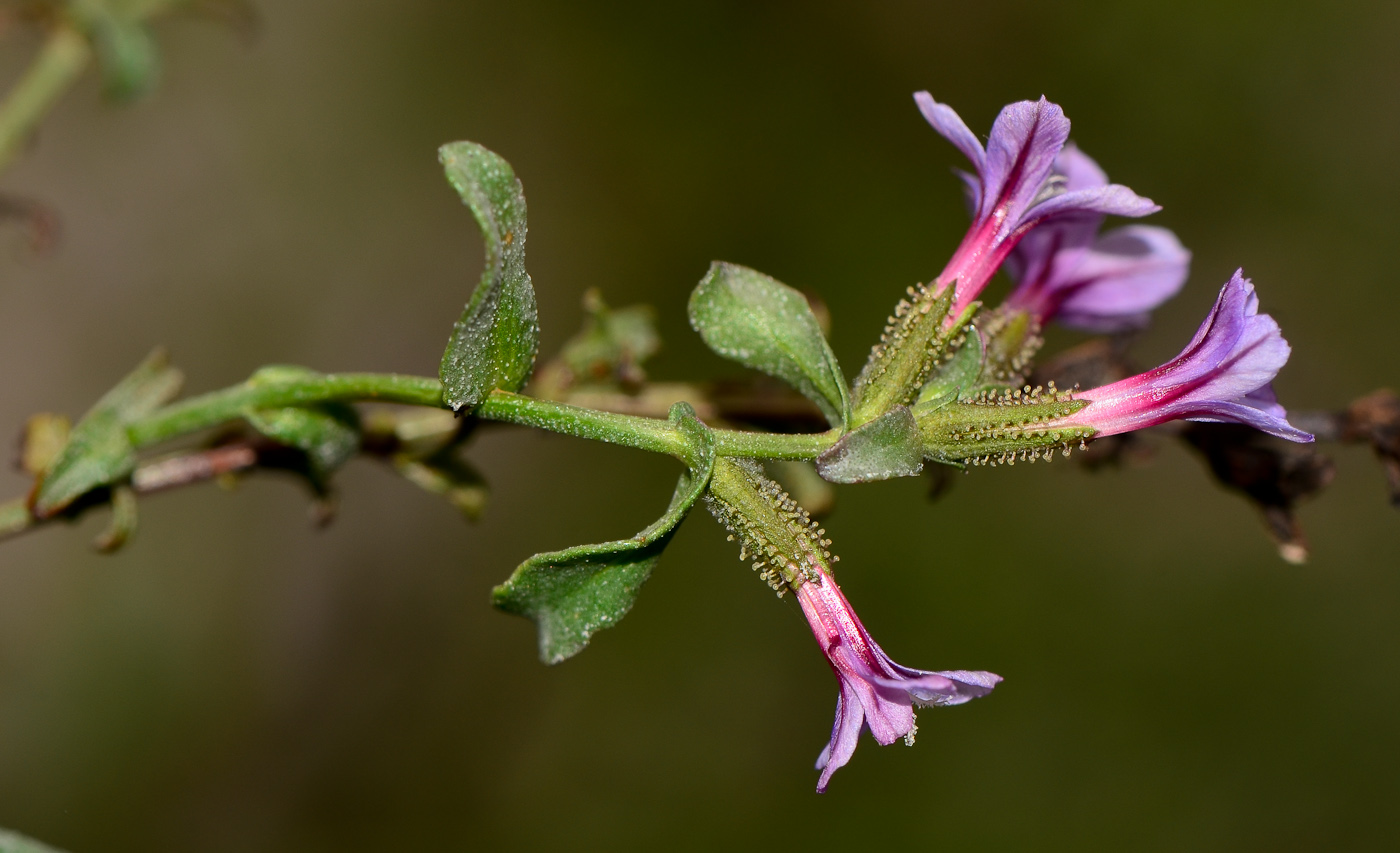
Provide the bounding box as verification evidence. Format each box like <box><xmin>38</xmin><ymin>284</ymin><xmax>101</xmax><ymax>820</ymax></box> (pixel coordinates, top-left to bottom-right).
<box><xmin>1340</xmin><ymin>389</ymin><xmax>1400</xmax><ymax>506</ymax></box>
<box><xmin>1180</xmin><ymin>423</ymin><xmax>1336</xmax><ymax>564</ymax></box>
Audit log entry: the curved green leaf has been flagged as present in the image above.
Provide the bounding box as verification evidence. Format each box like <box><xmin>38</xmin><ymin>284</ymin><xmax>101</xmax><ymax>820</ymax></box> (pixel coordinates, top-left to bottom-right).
<box><xmin>688</xmin><ymin>262</ymin><xmax>849</xmax><ymax>428</ymax></box>
<box><xmin>438</xmin><ymin>141</ymin><xmax>540</xmax><ymax>413</ymax></box>
<box><xmin>493</xmin><ymin>403</ymin><xmax>715</xmax><ymax>664</ymax></box>
<box><xmin>244</xmin><ymin>366</ymin><xmax>361</xmax><ymax>481</ymax></box>
<box><xmin>32</xmin><ymin>349</ymin><xmax>182</xmax><ymax>518</ymax></box>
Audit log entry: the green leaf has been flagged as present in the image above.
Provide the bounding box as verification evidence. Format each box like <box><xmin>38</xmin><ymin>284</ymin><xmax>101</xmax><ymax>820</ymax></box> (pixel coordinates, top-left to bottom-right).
<box><xmin>393</xmin><ymin>452</ymin><xmax>489</xmax><ymax>521</ymax></box>
<box><xmin>244</xmin><ymin>366</ymin><xmax>362</xmax><ymax>481</ymax></box>
<box><xmin>68</xmin><ymin>0</ymin><xmax>160</xmax><ymax>101</ymax></box>
<box><xmin>815</xmin><ymin>405</ymin><xmax>924</xmax><ymax>483</ymax></box>
<box><xmin>493</xmin><ymin>403</ymin><xmax>716</xmax><ymax>664</ymax></box>
<box><xmin>918</xmin><ymin>326</ymin><xmax>986</xmax><ymax>407</ymax></box>
<box><xmin>688</xmin><ymin>262</ymin><xmax>850</xmax><ymax>428</ymax></box>
<box><xmin>438</xmin><ymin>141</ymin><xmax>540</xmax><ymax>413</ymax></box>
<box><xmin>559</xmin><ymin>290</ymin><xmax>660</xmax><ymax>387</ymax></box>
<box><xmin>32</xmin><ymin>349</ymin><xmax>183</xmax><ymax>518</ymax></box>
<box><xmin>0</xmin><ymin>826</ymin><xmax>68</xmax><ymax>853</ymax></box>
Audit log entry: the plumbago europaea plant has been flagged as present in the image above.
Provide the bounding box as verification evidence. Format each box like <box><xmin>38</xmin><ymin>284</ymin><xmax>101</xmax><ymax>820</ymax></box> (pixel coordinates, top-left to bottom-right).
<box><xmin>4</xmin><ymin>92</ymin><xmax>1399</xmax><ymax>795</ymax></box>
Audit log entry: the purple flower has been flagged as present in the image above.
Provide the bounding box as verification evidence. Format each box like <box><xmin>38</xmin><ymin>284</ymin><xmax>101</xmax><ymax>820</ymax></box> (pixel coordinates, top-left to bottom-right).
<box><xmin>1057</xmin><ymin>270</ymin><xmax>1313</xmax><ymax>442</ymax></box>
<box><xmin>915</xmin><ymin>93</ymin><xmax>1159</xmax><ymax>320</ymax></box>
<box><xmin>1002</xmin><ymin>146</ymin><xmax>1191</xmax><ymax>332</ymax></box>
<box><xmin>796</xmin><ymin>564</ymin><xmax>1000</xmax><ymax>792</ymax></box>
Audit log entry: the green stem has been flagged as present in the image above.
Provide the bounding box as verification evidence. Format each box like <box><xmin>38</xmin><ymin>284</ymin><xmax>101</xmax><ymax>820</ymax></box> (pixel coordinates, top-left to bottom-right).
<box><xmin>127</xmin><ymin>373</ymin><xmax>840</xmax><ymax>466</ymax></box>
<box><xmin>0</xmin><ymin>25</ymin><xmax>93</xmax><ymax>174</ymax></box>
<box><xmin>129</xmin><ymin>373</ymin><xmax>445</xmax><ymax>447</ymax></box>
<box><xmin>2</xmin><ymin>372</ymin><xmax>843</xmax><ymax>543</ymax></box>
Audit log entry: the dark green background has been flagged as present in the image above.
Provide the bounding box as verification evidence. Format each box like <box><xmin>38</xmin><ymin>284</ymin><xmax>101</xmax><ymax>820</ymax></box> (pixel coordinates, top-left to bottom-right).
<box><xmin>1</xmin><ymin>2</ymin><xmax>1397</xmax><ymax>849</ymax></box>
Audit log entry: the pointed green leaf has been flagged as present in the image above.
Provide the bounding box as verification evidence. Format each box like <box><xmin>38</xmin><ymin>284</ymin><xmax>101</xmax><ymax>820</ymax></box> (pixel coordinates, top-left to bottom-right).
<box><xmin>438</xmin><ymin>141</ymin><xmax>540</xmax><ymax>413</ymax></box>
<box><xmin>32</xmin><ymin>349</ymin><xmax>183</xmax><ymax>518</ymax></box>
<box><xmin>688</xmin><ymin>262</ymin><xmax>849</xmax><ymax>428</ymax></box>
<box><xmin>493</xmin><ymin>403</ymin><xmax>715</xmax><ymax>664</ymax></box>
<box><xmin>246</xmin><ymin>404</ymin><xmax>360</xmax><ymax>477</ymax></box>
<box><xmin>815</xmin><ymin>405</ymin><xmax>924</xmax><ymax>483</ymax></box>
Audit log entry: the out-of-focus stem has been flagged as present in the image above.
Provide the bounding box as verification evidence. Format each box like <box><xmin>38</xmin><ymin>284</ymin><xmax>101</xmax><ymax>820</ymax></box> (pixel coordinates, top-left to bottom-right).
<box><xmin>0</xmin><ymin>25</ymin><xmax>92</xmax><ymax>174</ymax></box>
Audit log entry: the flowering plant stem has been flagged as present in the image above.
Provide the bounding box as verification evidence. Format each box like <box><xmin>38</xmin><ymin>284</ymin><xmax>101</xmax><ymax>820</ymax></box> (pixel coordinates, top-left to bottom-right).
<box><xmin>0</xmin><ymin>370</ymin><xmax>842</xmax><ymax>539</ymax></box>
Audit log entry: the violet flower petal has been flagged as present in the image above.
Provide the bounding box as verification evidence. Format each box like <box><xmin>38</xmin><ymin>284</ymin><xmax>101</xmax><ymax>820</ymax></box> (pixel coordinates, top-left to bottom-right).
<box><xmin>981</xmin><ymin>97</ymin><xmax>1071</xmax><ymax>234</ymax></box>
<box><xmin>798</xmin><ymin>568</ymin><xmax>1000</xmax><ymax>792</ymax></box>
<box><xmin>1055</xmin><ymin>143</ymin><xmax>1109</xmax><ymax>192</ymax></box>
<box><xmin>1054</xmin><ymin>225</ymin><xmax>1192</xmax><ymax>332</ymax></box>
<box><xmin>1026</xmin><ymin>183</ymin><xmax>1160</xmax><ymax>225</ymax></box>
<box><xmin>815</xmin><ymin>679</ymin><xmax>864</xmax><ymax>790</ymax></box>
<box><xmin>1067</xmin><ymin>271</ymin><xmax>1313</xmax><ymax>443</ymax></box>
<box><xmin>914</xmin><ymin>91</ymin><xmax>986</xmax><ymax>177</ymax></box>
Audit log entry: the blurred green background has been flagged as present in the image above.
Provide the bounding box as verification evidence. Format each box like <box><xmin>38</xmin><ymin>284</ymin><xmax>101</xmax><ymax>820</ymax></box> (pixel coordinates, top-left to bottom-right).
<box><xmin>1</xmin><ymin>1</ymin><xmax>1398</xmax><ymax>849</ymax></box>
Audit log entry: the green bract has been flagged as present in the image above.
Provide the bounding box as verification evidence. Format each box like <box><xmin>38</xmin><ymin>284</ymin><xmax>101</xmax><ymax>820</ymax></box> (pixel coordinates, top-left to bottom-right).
<box><xmin>816</xmin><ymin>405</ymin><xmax>924</xmax><ymax>483</ymax></box>
<box><xmin>688</xmin><ymin>262</ymin><xmax>850</xmax><ymax>429</ymax></box>
<box><xmin>438</xmin><ymin>141</ymin><xmax>541</xmax><ymax>414</ymax></box>
<box><xmin>492</xmin><ymin>403</ymin><xmax>716</xmax><ymax>664</ymax></box>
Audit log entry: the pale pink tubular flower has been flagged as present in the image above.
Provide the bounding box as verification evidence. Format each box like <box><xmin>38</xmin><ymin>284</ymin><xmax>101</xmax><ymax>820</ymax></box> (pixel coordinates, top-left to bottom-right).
<box><xmin>915</xmin><ymin>93</ymin><xmax>1159</xmax><ymax>322</ymax></box>
<box><xmin>796</xmin><ymin>565</ymin><xmax>1000</xmax><ymax>792</ymax></box>
<box><xmin>1056</xmin><ymin>270</ymin><xmax>1313</xmax><ymax>442</ymax></box>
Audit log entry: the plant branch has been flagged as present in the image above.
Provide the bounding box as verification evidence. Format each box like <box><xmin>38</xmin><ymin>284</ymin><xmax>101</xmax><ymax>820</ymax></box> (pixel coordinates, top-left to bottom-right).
<box><xmin>0</xmin><ymin>371</ymin><xmax>844</xmax><ymax>543</ymax></box>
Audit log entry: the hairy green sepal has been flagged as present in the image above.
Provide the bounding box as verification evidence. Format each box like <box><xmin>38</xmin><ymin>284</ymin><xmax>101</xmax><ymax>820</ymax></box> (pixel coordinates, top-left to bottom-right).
<box><xmin>688</xmin><ymin>262</ymin><xmax>850</xmax><ymax>428</ymax></box>
<box><xmin>850</xmin><ymin>285</ymin><xmax>969</xmax><ymax>427</ymax></box>
<box><xmin>919</xmin><ymin>326</ymin><xmax>987</xmax><ymax>406</ymax></box>
<box><xmin>492</xmin><ymin>403</ymin><xmax>716</xmax><ymax>664</ymax></box>
<box><xmin>438</xmin><ymin>141</ymin><xmax>540</xmax><ymax>414</ymax></box>
<box><xmin>915</xmin><ymin>393</ymin><xmax>1095</xmax><ymax>466</ymax></box>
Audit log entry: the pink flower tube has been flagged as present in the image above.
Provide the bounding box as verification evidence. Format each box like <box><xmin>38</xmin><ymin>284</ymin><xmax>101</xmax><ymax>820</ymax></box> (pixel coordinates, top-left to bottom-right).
<box><xmin>1057</xmin><ymin>270</ymin><xmax>1313</xmax><ymax>442</ymax></box>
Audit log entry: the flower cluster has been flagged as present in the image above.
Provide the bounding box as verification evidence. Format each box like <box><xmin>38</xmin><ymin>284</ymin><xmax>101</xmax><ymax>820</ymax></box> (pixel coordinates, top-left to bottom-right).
<box><xmin>790</xmin><ymin>93</ymin><xmax>1311</xmax><ymax>792</ymax></box>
